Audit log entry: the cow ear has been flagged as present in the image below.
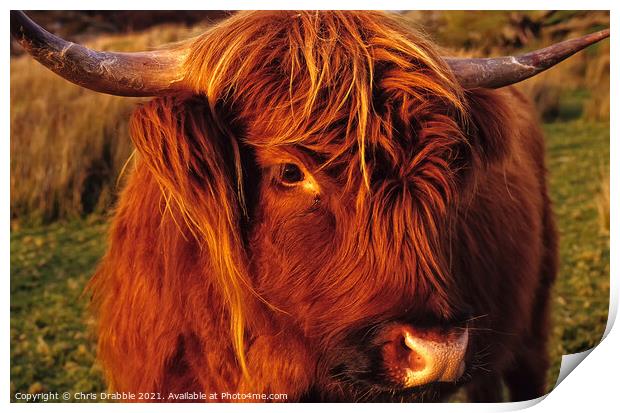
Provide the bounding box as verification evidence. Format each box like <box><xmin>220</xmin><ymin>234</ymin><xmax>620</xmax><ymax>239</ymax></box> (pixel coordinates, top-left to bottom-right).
<box><xmin>464</xmin><ymin>88</ymin><xmax>517</xmax><ymax>164</ymax></box>
<box><xmin>128</xmin><ymin>96</ymin><xmax>253</xmax><ymax>372</ymax></box>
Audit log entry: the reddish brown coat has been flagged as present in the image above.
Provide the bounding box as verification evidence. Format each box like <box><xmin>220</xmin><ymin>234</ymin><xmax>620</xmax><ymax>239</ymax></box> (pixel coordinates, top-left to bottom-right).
<box><xmin>89</xmin><ymin>11</ymin><xmax>557</xmax><ymax>402</ymax></box>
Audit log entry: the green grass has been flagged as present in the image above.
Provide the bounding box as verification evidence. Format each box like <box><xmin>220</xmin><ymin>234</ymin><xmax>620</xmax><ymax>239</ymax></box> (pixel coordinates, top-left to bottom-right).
<box><xmin>544</xmin><ymin>121</ymin><xmax>610</xmax><ymax>387</ymax></box>
<box><xmin>10</xmin><ymin>216</ymin><xmax>108</xmax><ymax>400</ymax></box>
<box><xmin>9</xmin><ymin>121</ymin><xmax>609</xmax><ymax>402</ymax></box>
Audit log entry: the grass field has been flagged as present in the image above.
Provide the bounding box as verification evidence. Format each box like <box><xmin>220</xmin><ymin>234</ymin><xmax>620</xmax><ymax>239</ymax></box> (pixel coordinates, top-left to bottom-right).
<box><xmin>10</xmin><ymin>120</ymin><xmax>609</xmax><ymax>402</ymax></box>
<box><xmin>10</xmin><ymin>217</ymin><xmax>108</xmax><ymax>398</ymax></box>
<box><xmin>544</xmin><ymin>121</ymin><xmax>610</xmax><ymax>385</ymax></box>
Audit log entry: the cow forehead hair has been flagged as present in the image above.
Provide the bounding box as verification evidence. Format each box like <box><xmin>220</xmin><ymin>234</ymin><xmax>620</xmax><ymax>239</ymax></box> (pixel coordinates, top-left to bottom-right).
<box><xmin>183</xmin><ymin>11</ymin><xmax>469</xmax><ymax>188</ymax></box>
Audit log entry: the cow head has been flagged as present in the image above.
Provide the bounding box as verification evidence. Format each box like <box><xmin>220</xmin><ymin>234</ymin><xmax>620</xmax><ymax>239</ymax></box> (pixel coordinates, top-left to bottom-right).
<box><xmin>11</xmin><ymin>10</ymin><xmax>608</xmax><ymax>400</ymax></box>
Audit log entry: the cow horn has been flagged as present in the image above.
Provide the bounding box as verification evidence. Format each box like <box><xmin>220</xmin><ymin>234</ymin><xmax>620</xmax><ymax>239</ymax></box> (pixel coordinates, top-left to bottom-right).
<box><xmin>10</xmin><ymin>11</ymin><xmax>189</xmax><ymax>97</ymax></box>
<box><xmin>445</xmin><ymin>29</ymin><xmax>609</xmax><ymax>89</ymax></box>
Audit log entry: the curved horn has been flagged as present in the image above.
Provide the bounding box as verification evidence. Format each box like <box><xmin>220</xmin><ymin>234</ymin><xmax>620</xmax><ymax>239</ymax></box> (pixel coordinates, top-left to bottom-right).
<box><xmin>10</xmin><ymin>11</ymin><xmax>189</xmax><ymax>97</ymax></box>
<box><xmin>445</xmin><ymin>29</ymin><xmax>610</xmax><ymax>89</ymax></box>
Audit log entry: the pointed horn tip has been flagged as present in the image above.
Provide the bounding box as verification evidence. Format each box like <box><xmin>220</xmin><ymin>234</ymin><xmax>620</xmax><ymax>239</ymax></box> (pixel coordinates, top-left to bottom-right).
<box><xmin>597</xmin><ymin>28</ymin><xmax>610</xmax><ymax>38</ymax></box>
<box><xmin>583</xmin><ymin>28</ymin><xmax>610</xmax><ymax>44</ymax></box>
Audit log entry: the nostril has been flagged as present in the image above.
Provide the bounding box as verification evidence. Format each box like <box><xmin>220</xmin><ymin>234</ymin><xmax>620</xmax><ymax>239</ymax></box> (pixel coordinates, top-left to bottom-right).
<box><xmin>399</xmin><ymin>335</ymin><xmax>409</xmax><ymax>352</ymax></box>
<box><xmin>396</xmin><ymin>333</ymin><xmax>426</xmax><ymax>372</ymax></box>
<box><xmin>393</xmin><ymin>335</ymin><xmax>411</xmax><ymax>363</ymax></box>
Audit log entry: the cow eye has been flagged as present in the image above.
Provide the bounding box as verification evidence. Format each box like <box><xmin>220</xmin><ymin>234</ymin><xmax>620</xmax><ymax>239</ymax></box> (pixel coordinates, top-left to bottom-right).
<box><xmin>279</xmin><ymin>163</ymin><xmax>304</xmax><ymax>185</ymax></box>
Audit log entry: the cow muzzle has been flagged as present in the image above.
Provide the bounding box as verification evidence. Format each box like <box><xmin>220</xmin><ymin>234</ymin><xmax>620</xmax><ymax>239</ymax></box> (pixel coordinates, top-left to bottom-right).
<box><xmin>381</xmin><ymin>324</ymin><xmax>468</xmax><ymax>388</ymax></box>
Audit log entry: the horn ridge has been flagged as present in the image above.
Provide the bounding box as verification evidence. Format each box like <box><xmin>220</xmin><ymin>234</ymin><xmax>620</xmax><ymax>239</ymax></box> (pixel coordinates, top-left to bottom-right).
<box><xmin>10</xmin><ymin>10</ymin><xmax>188</xmax><ymax>97</ymax></box>
<box><xmin>445</xmin><ymin>29</ymin><xmax>610</xmax><ymax>89</ymax></box>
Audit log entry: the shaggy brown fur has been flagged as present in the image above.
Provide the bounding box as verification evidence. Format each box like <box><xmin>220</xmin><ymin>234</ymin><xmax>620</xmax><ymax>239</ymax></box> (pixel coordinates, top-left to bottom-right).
<box><xmin>88</xmin><ymin>11</ymin><xmax>557</xmax><ymax>402</ymax></box>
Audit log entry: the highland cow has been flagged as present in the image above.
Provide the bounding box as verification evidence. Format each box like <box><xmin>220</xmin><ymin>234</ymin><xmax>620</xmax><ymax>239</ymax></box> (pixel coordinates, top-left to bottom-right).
<box><xmin>11</xmin><ymin>10</ymin><xmax>609</xmax><ymax>402</ymax></box>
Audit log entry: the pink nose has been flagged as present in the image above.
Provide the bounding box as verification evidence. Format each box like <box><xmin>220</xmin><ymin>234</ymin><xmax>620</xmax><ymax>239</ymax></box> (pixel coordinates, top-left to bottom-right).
<box><xmin>382</xmin><ymin>325</ymin><xmax>468</xmax><ymax>388</ymax></box>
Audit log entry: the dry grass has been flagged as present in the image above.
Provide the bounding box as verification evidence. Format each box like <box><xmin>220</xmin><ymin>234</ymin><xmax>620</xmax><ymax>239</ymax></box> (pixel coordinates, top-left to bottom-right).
<box><xmin>596</xmin><ymin>169</ymin><xmax>610</xmax><ymax>234</ymax></box>
<box><xmin>10</xmin><ymin>64</ymin><xmax>136</xmax><ymax>222</ymax></box>
<box><xmin>584</xmin><ymin>42</ymin><xmax>610</xmax><ymax>121</ymax></box>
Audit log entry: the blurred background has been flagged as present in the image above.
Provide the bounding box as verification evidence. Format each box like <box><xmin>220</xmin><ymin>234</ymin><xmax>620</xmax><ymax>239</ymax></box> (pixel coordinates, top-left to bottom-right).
<box><xmin>10</xmin><ymin>11</ymin><xmax>610</xmax><ymax>401</ymax></box>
